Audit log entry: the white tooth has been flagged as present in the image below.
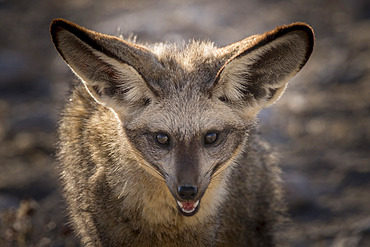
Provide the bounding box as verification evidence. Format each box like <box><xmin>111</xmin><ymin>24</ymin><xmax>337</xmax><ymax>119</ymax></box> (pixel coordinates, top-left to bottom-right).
<box><xmin>177</xmin><ymin>200</ymin><xmax>200</xmax><ymax>214</ymax></box>
<box><xmin>183</xmin><ymin>208</ymin><xmax>195</xmax><ymax>213</ymax></box>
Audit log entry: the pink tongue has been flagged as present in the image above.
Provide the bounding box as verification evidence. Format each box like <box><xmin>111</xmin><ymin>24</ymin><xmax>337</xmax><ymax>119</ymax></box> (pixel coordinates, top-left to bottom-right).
<box><xmin>182</xmin><ymin>202</ymin><xmax>195</xmax><ymax>211</ymax></box>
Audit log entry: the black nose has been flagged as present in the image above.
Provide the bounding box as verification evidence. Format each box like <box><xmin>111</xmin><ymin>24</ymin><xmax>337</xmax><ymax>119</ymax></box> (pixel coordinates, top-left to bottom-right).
<box><xmin>177</xmin><ymin>185</ymin><xmax>198</xmax><ymax>200</ymax></box>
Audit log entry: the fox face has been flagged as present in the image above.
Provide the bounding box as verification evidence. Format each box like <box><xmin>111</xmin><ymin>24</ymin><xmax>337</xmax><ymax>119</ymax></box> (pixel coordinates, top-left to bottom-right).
<box><xmin>51</xmin><ymin>19</ymin><xmax>314</xmax><ymax>217</ymax></box>
<box><xmin>123</xmin><ymin>85</ymin><xmax>252</xmax><ymax>216</ymax></box>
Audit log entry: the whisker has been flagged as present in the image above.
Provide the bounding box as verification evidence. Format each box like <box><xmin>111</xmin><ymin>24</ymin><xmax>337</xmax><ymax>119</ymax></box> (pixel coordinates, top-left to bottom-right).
<box><xmin>118</xmin><ymin>181</ymin><xmax>128</xmax><ymax>199</ymax></box>
<box><xmin>132</xmin><ymin>151</ymin><xmax>166</xmax><ymax>181</ymax></box>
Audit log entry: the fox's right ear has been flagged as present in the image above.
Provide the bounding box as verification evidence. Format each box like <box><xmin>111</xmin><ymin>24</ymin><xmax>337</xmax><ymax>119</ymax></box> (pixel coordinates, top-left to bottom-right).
<box><xmin>213</xmin><ymin>23</ymin><xmax>314</xmax><ymax>111</ymax></box>
<box><xmin>50</xmin><ymin>19</ymin><xmax>163</xmax><ymax>109</ymax></box>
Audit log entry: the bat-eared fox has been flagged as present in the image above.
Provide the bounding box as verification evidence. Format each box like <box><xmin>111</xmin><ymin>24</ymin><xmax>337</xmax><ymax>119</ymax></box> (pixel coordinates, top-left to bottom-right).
<box><xmin>50</xmin><ymin>18</ymin><xmax>314</xmax><ymax>246</ymax></box>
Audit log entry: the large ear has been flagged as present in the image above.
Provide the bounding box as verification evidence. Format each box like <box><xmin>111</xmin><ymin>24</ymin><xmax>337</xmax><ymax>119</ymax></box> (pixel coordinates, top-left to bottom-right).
<box><xmin>50</xmin><ymin>18</ymin><xmax>164</xmax><ymax>109</ymax></box>
<box><xmin>213</xmin><ymin>23</ymin><xmax>314</xmax><ymax>110</ymax></box>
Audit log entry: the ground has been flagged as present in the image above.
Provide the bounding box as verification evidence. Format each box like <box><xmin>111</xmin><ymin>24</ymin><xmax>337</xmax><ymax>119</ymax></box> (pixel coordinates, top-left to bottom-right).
<box><xmin>0</xmin><ymin>0</ymin><xmax>369</xmax><ymax>246</ymax></box>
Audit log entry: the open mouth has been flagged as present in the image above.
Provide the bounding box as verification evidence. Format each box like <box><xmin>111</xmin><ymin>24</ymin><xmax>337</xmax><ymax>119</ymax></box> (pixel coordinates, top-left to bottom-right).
<box><xmin>176</xmin><ymin>200</ymin><xmax>200</xmax><ymax>216</ymax></box>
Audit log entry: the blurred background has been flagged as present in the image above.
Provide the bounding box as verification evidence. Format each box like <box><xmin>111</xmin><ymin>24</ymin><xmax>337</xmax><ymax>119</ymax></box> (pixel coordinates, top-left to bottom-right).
<box><xmin>0</xmin><ymin>0</ymin><xmax>369</xmax><ymax>246</ymax></box>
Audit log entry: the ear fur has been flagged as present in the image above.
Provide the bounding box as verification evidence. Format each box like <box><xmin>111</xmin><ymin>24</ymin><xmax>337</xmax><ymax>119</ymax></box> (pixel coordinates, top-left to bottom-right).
<box><xmin>213</xmin><ymin>23</ymin><xmax>314</xmax><ymax>109</ymax></box>
<box><xmin>50</xmin><ymin>18</ymin><xmax>163</xmax><ymax>109</ymax></box>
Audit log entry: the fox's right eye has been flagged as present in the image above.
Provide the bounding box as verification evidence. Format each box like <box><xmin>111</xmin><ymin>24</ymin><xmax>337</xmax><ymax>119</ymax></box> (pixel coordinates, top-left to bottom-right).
<box><xmin>204</xmin><ymin>132</ymin><xmax>218</xmax><ymax>145</ymax></box>
<box><xmin>156</xmin><ymin>134</ymin><xmax>170</xmax><ymax>146</ymax></box>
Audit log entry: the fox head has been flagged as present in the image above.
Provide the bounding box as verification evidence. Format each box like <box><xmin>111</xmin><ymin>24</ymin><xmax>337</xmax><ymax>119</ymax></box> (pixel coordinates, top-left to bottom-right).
<box><xmin>51</xmin><ymin>19</ymin><xmax>314</xmax><ymax>217</ymax></box>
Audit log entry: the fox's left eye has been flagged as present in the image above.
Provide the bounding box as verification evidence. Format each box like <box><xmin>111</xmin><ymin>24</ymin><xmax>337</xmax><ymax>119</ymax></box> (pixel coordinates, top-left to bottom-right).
<box><xmin>204</xmin><ymin>132</ymin><xmax>218</xmax><ymax>145</ymax></box>
<box><xmin>156</xmin><ymin>133</ymin><xmax>170</xmax><ymax>146</ymax></box>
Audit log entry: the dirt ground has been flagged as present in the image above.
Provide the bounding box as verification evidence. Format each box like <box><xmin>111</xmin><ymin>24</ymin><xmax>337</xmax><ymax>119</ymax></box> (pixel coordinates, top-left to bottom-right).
<box><xmin>0</xmin><ymin>0</ymin><xmax>369</xmax><ymax>246</ymax></box>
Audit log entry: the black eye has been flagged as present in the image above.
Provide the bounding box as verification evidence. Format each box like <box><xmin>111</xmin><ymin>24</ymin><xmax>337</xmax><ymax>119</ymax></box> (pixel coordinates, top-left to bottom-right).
<box><xmin>204</xmin><ymin>132</ymin><xmax>218</xmax><ymax>145</ymax></box>
<box><xmin>156</xmin><ymin>133</ymin><xmax>170</xmax><ymax>146</ymax></box>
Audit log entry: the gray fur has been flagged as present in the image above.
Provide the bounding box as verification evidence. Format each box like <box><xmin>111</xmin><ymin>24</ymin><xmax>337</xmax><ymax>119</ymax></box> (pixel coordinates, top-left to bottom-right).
<box><xmin>50</xmin><ymin>19</ymin><xmax>314</xmax><ymax>246</ymax></box>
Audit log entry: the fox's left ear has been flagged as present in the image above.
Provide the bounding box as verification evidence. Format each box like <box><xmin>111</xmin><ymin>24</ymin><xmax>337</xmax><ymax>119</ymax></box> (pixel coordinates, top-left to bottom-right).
<box><xmin>213</xmin><ymin>23</ymin><xmax>314</xmax><ymax>109</ymax></box>
<box><xmin>50</xmin><ymin>19</ymin><xmax>164</xmax><ymax>112</ymax></box>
